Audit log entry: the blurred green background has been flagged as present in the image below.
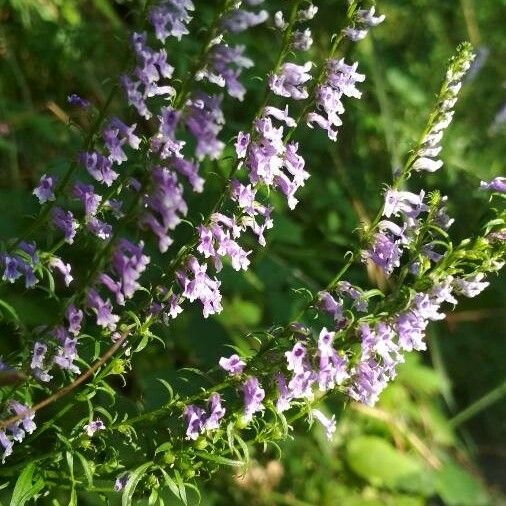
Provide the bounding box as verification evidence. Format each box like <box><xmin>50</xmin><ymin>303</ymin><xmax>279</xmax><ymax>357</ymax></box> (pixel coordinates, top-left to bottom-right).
<box><xmin>0</xmin><ymin>0</ymin><xmax>505</xmax><ymax>504</ymax></box>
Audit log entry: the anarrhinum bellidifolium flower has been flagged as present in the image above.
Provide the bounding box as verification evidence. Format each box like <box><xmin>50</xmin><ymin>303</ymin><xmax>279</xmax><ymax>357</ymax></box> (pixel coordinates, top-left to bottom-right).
<box><xmin>0</xmin><ymin>1</ymin><xmax>504</xmax><ymax>503</ymax></box>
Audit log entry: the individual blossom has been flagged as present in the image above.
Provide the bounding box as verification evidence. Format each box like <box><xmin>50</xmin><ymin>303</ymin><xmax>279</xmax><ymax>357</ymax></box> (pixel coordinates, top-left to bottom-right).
<box><xmin>114</xmin><ymin>474</ymin><xmax>129</xmax><ymax>492</ymax></box>
<box><xmin>100</xmin><ymin>240</ymin><xmax>150</xmax><ymax>305</ymax></box>
<box><xmin>54</xmin><ymin>337</ymin><xmax>80</xmax><ymax>374</ymax></box>
<box><xmin>183</xmin><ymin>405</ymin><xmax>206</xmax><ymax>440</ymax></box>
<box><xmin>480</xmin><ymin>177</ymin><xmax>506</xmax><ymax>193</ymax></box>
<box><xmin>348</xmin><ymin>358</ymin><xmax>389</xmax><ymax>406</ymax></box>
<box><xmin>50</xmin><ymin>257</ymin><xmax>73</xmax><ymax>287</ymax></box>
<box><xmin>219</xmin><ymin>353</ymin><xmax>246</xmax><ymax>375</ymax></box>
<box><xmin>197</xmin><ymin>44</ymin><xmax>253</xmax><ymax>101</ymax></box>
<box><xmin>66</xmin><ymin>304</ymin><xmax>84</xmax><ymax>335</ymax></box>
<box><xmin>285</xmin><ymin>342</ymin><xmax>308</xmax><ymax>375</ymax></box>
<box><xmin>73</xmin><ymin>182</ymin><xmax>102</xmax><ymax>217</ymax></box>
<box><xmin>453</xmin><ymin>273</ymin><xmax>489</xmax><ymax>298</ymax></box>
<box><xmin>80</xmin><ymin>152</ymin><xmax>119</xmax><ymax>186</ymax></box>
<box><xmin>204</xmin><ymin>393</ymin><xmax>226</xmax><ymax>431</ymax></box>
<box><xmin>298</xmin><ymin>4</ymin><xmax>318</xmax><ymax>21</ymax></box>
<box><xmin>275</xmin><ymin>373</ymin><xmax>292</xmax><ymax>412</ymax></box>
<box><xmin>102</xmin><ymin>118</ymin><xmax>141</xmax><ymax>165</ymax></box>
<box><xmin>83</xmin><ymin>419</ymin><xmax>106</xmax><ymax>437</ymax></box>
<box><xmin>52</xmin><ymin>208</ymin><xmax>79</xmax><ymax>244</ymax></box>
<box><xmin>87</xmin><ymin>217</ymin><xmax>113</xmax><ymax>240</ymax></box>
<box><xmin>383</xmin><ymin>189</ymin><xmax>427</xmax><ymax>219</ymax></box>
<box><xmin>86</xmin><ymin>288</ymin><xmax>120</xmax><ymax>331</ymax></box>
<box><xmin>222</xmin><ymin>7</ymin><xmax>268</xmax><ymax>33</ymax></box>
<box><xmin>30</xmin><ymin>341</ymin><xmax>52</xmax><ymax>382</ymax></box>
<box><xmin>317</xmin><ymin>328</ymin><xmax>349</xmax><ymax>391</ymax></box>
<box><xmin>292</xmin><ymin>29</ymin><xmax>313</xmax><ymax>51</ymax></box>
<box><xmin>311</xmin><ymin>409</ymin><xmax>336</xmax><ymax>440</ymax></box>
<box><xmin>342</xmin><ymin>6</ymin><xmax>385</xmax><ymax>42</ymax></box>
<box><xmin>176</xmin><ymin>256</ymin><xmax>223</xmax><ymax>317</ymax></box>
<box><xmin>318</xmin><ymin>291</ymin><xmax>345</xmax><ymax>325</ymax></box>
<box><xmin>0</xmin><ymin>431</ymin><xmax>13</xmax><ymax>462</ymax></box>
<box><xmin>149</xmin><ymin>0</ymin><xmax>195</xmax><ymax>42</ymax></box>
<box><xmin>67</xmin><ymin>94</ymin><xmax>90</xmax><ymax>108</ymax></box>
<box><xmin>242</xmin><ymin>376</ymin><xmax>265</xmax><ymax>422</ymax></box>
<box><xmin>9</xmin><ymin>401</ymin><xmax>36</xmax><ymax>436</ymax></box>
<box><xmin>362</xmin><ymin>232</ymin><xmax>402</xmax><ymax>275</ymax></box>
<box><xmin>269</xmin><ymin>62</ymin><xmax>312</xmax><ymax>100</ymax></box>
<box><xmin>33</xmin><ymin>174</ymin><xmax>56</xmax><ymax>204</ymax></box>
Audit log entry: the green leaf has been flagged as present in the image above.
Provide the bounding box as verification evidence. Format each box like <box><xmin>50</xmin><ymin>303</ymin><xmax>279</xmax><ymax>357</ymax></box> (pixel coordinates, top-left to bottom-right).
<box><xmin>0</xmin><ymin>298</ymin><xmax>20</xmax><ymax>322</ymax></box>
<box><xmin>75</xmin><ymin>452</ymin><xmax>94</xmax><ymax>487</ymax></box>
<box><xmin>159</xmin><ymin>468</ymin><xmax>181</xmax><ymax>500</ymax></box>
<box><xmin>174</xmin><ymin>470</ymin><xmax>187</xmax><ymax>505</ymax></box>
<box><xmin>346</xmin><ymin>436</ymin><xmax>424</xmax><ymax>489</ymax></box>
<box><xmin>195</xmin><ymin>450</ymin><xmax>243</xmax><ymax>467</ymax></box>
<box><xmin>435</xmin><ymin>462</ymin><xmax>489</xmax><ymax>506</ymax></box>
<box><xmin>11</xmin><ymin>462</ymin><xmax>45</xmax><ymax>506</ymax></box>
<box><xmin>122</xmin><ymin>462</ymin><xmax>152</xmax><ymax>506</ymax></box>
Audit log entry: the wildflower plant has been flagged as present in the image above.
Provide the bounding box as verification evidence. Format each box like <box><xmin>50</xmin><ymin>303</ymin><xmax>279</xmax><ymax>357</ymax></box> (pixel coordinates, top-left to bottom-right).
<box><xmin>0</xmin><ymin>0</ymin><xmax>504</xmax><ymax>503</ymax></box>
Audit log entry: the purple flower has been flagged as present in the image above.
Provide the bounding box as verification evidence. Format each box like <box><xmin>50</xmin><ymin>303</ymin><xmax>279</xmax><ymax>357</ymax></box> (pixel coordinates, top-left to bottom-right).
<box><xmin>183</xmin><ymin>405</ymin><xmax>206</xmax><ymax>440</ymax></box>
<box><xmin>83</xmin><ymin>419</ymin><xmax>105</xmax><ymax>437</ymax></box>
<box><xmin>80</xmin><ymin>152</ymin><xmax>118</xmax><ymax>186</ymax></box>
<box><xmin>73</xmin><ymin>182</ymin><xmax>102</xmax><ymax>217</ymax></box>
<box><xmin>263</xmin><ymin>105</ymin><xmax>296</xmax><ymax>127</ymax></box>
<box><xmin>0</xmin><ymin>431</ymin><xmax>13</xmax><ymax>462</ymax></box>
<box><xmin>275</xmin><ymin>373</ymin><xmax>292</xmax><ymax>412</ymax></box>
<box><xmin>412</xmin><ymin>157</ymin><xmax>443</xmax><ymax>172</ymax></box>
<box><xmin>285</xmin><ymin>342</ymin><xmax>307</xmax><ymax>375</ymax></box>
<box><xmin>269</xmin><ymin>62</ymin><xmax>312</xmax><ymax>100</ymax></box>
<box><xmin>67</xmin><ymin>94</ymin><xmax>90</xmax><ymax>108</ymax></box>
<box><xmin>292</xmin><ymin>29</ymin><xmax>313</xmax><ymax>51</ymax></box>
<box><xmin>342</xmin><ymin>27</ymin><xmax>369</xmax><ymax>41</ymax></box>
<box><xmin>348</xmin><ymin>358</ymin><xmax>389</xmax><ymax>406</ymax></box>
<box><xmin>185</xmin><ymin>94</ymin><xmax>225</xmax><ymax>160</ymax></box>
<box><xmin>242</xmin><ymin>377</ymin><xmax>265</xmax><ymax>422</ymax></box>
<box><xmin>1</xmin><ymin>255</ymin><xmax>22</xmax><ymax>284</ymax></box>
<box><xmin>395</xmin><ymin>311</ymin><xmax>427</xmax><ymax>352</ymax></box>
<box><xmin>50</xmin><ymin>257</ymin><xmax>73</xmax><ymax>286</ymax></box>
<box><xmin>480</xmin><ymin>177</ymin><xmax>506</xmax><ymax>193</ymax></box>
<box><xmin>176</xmin><ymin>256</ymin><xmax>222</xmax><ymax>318</ymax></box>
<box><xmin>9</xmin><ymin>401</ymin><xmax>36</xmax><ymax>434</ymax></box>
<box><xmin>222</xmin><ymin>8</ymin><xmax>268</xmax><ymax>33</ymax></box>
<box><xmin>52</xmin><ymin>208</ymin><xmax>78</xmax><ymax>244</ymax></box>
<box><xmin>363</xmin><ymin>232</ymin><xmax>402</xmax><ymax>275</ymax></box>
<box><xmin>103</xmin><ymin>118</ymin><xmax>141</xmax><ymax>165</ymax></box>
<box><xmin>87</xmin><ymin>217</ymin><xmax>112</xmax><ymax>240</ymax></box>
<box><xmin>149</xmin><ymin>0</ymin><xmax>194</xmax><ymax>42</ymax></box>
<box><xmin>54</xmin><ymin>337</ymin><xmax>80</xmax><ymax>374</ymax></box>
<box><xmin>357</xmin><ymin>6</ymin><xmax>385</xmax><ymax>26</ymax></box>
<box><xmin>311</xmin><ymin>409</ymin><xmax>336</xmax><ymax>440</ymax></box>
<box><xmin>199</xmin><ymin>44</ymin><xmax>253</xmax><ymax>101</ymax></box>
<box><xmin>318</xmin><ymin>292</ymin><xmax>344</xmax><ymax>324</ymax></box>
<box><xmin>219</xmin><ymin>354</ymin><xmax>246</xmax><ymax>375</ymax></box>
<box><xmin>383</xmin><ymin>189</ymin><xmax>427</xmax><ymax>219</ymax></box>
<box><xmin>204</xmin><ymin>393</ymin><xmax>226</xmax><ymax>431</ymax></box>
<box><xmin>66</xmin><ymin>304</ymin><xmax>84</xmax><ymax>335</ymax></box>
<box><xmin>30</xmin><ymin>342</ymin><xmax>52</xmax><ymax>382</ymax></box>
<box><xmin>86</xmin><ymin>289</ymin><xmax>120</xmax><ymax>331</ymax></box>
<box><xmin>453</xmin><ymin>273</ymin><xmax>489</xmax><ymax>298</ymax></box>
<box><xmin>235</xmin><ymin>132</ymin><xmax>250</xmax><ymax>159</ymax></box>
<box><xmin>114</xmin><ymin>474</ymin><xmax>129</xmax><ymax>492</ymax></box>
<box><xmin>308</xmin><ymin>59</ymin><xmax>364</xmax><ymax>140</ymax></box>
<box><xmin>33</xmin><ymin>174</ymin><xmax>56</xmax><ymax>204</ymax></box>
<box><xmin>141</xmin><ymin>168</ymin><xmax>187</xmax><ymax>253</ymax></box>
